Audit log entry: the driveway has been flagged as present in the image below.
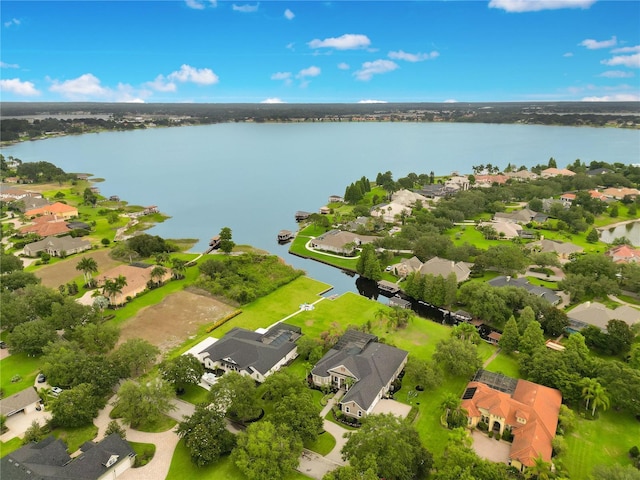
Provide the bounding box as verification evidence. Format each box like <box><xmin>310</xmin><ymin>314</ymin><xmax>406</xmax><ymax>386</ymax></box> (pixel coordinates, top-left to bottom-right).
<box><xmin>0</xmin><ymin>409</ymin><xmax>51</xmax><ymax>443</ymax></box>
<box><xmin>470</xmin><ymin>430</ymin><xmax>511</xmax><ymax>465</ymax></box>
<box><xmin>371</xmin><ymin>398</ymin><xmax>412</xmax><ymax>418</ymax></box>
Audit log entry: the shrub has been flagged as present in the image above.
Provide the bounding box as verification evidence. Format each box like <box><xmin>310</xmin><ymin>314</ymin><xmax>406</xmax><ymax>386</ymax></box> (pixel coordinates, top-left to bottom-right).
<box><xmin>495</xmin><ymin>432</ymin><xmax>501</xmax><ymax>441</ymax></box>
<box><xmin>488</xmin><ymin>431</ymin><xmax>494</xmax><ymax>438</ymax></box>
<box><xmin>630</xmin><ymin>446</ymin><xmax>640</xmax><ymax>458</ymax></box>
<box><xmin>478</xmin><ymin>421</ymin><xmax>488</xmax><ymax>432</ymax></box>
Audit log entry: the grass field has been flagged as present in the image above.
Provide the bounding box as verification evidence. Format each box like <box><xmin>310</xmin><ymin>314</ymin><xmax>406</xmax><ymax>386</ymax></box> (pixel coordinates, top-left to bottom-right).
<box><xmin>484</xmin><ymin>351</ymin><xmax>521</xmax><ymax>378</ymax></box>
<box><xmin>166</xmin><ymin>441</ymin><xmax>312</xmax><ymax>480</ymax></box>
<box><xmin>0</xmin><ymin>353</ymin><xmax>41</xmax><ymax>397</ymax></box>
<box><xmin>561</xmin><ymin>408</ymin><xmax>640</xmax><ymax>479</ymax></box>
<box><xmin>52</xmin><ymin>424</ymin><xmax>98</xmax><ymax>453</ymax></box>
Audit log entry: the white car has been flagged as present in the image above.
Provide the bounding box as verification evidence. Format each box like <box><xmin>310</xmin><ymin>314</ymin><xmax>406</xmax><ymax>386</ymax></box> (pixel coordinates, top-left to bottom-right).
<box><xmin>51</xmin><ymin>387</ymin><xmax>63</xmax><ymax>397</ymax></box>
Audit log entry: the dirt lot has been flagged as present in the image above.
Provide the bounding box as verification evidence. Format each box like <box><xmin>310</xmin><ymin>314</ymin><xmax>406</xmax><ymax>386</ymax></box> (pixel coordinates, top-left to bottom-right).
<box><xmin>34</xmin><ymin>249</ymin><xmax>122</xmax><ymax>288</ymax></box>
<box><xmin>117</xmin><ymin>289</ymin><xmax>236</xmax><ymax>353</ymax></box>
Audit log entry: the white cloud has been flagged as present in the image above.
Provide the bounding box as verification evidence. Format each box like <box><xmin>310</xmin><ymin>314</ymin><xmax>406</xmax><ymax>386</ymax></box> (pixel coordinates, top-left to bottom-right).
<box><xmin>284</xmin><ymin>9</ymin><xmax>294</xmax><ymax>20</ymax></box>
<box><xmin>601</xmin><ymin>53</ymin><xmax>640</xmax><ymax>69</ymax></box>
<box><xmin>4</xmin><ymin>18</ymin><xmax>20</xmax><ymax>28</ymax></box>
<box><xmin>297</xmin><ymin>66</ymin><xmax>321</xmax><ymax>78</ymax></box>
<box><xmin>580</xmin><ymin>36</ymin><xmax>617</xmax><ymax>50</ymax></box>
<box><xmin>612</xmin><ymin>45</ymin><xmax>640</xmax><ymax>54</ymax></box>
<box><xmin>232</xmin><ymin>4</ymin><xmax>259</xmax><ymax>13</ymax></box>
<box><xmin>0</xmin><ymin>61</ymin><xmax>19</xmax><ymax>68</ymax></box>
<box><xmin>308</xmin><ymin>34</ymin><xmax>371</xmax><ymax>50</ymax></box>
<box><xmin>354</xmin><ymin>59</ymin><xmax>398</xmax><ymax>81</ymax></box>
<box><xmin>286</xmin><ymin>42</ymin><xmax>295</xmax><ymax>50</ymax></box>
<box><xmin>185</xmin><ymin>0</ymin><xmax>205</xmax><ymax>9</ymax></box>
<box><xmin>48</xmin><ymin>74</ymin><xmax>145</xmax><ymax>102</ymax></box>
<box><xmin>261</xmin><ymin>97</ymin><xmax>285</xmax><ymax>104</ymax></box>
<box><xmin>358</xmin><ymin>99</ymin><xmax>387</xmax><ymax>104</ymax></box>
<box><xmin>168</xmin><ymin>64</ymin><xmax>219</xmax><ymax>85</ymax></box>
<box><xmin>563</xmin><ymin>52</ymin><xmax>574</xmax><ymax>57</ymax></box>
<box><xmin>582</xmin><ymin>94</ymin><xmax>640</xmax><ymax>101</ymax></box>
<box><xmin>271</xmin><ymin>72</ymin><xmax>291</xmax><ymax>81</ymax></box>
<box><xmin>388</xmin><ymin>50</ymin><xmax>439</xmax><ymax>62</ymax></box>
<box><xmin>488</xmin><ymin>0</ymin><xmax>596</xmax><ymax>12</ymax></box>
<box><xmin>444</xmin><ymin>99</ymin><xmax>458</xmax><ymax>103</ymax></box>
<box><xmin>598</xmin><ymin>70</ymin><xmax>634</xmax><ymax>78</ymax></box>
<box><xmin>0</xmin><ymin>78</ymin><xmax>40</xmax><ymax>96</ymax></box>
<box><xmin>337</xmin><ymin>62</ymin><xmax>350</xmax><ymax>70</ymax></box>
<box><xmin>145</xmin><ymin>74</ymin><xmax>177</xmax><ymax>92</ymax></box>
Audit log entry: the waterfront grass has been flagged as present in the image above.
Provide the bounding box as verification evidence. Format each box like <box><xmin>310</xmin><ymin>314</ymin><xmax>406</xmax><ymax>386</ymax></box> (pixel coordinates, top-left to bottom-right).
<box><xmin>560</xmin><ymin>408</ymin><xmax>640</xmax><ymax>479</ymax></box>
<box><xmin>166</xmin><ymin>441</ymin><xmax>311</xmax><ymax>480</ymax></box>
<box><xmin>0</xmin><ymin>352</ymin><xmax>40</xmax><ymax>397</ymax></box>
<box><xmin>213</xmin><ymin>276</ymin><xmax>331</xmax><ymax>336</ymax></box>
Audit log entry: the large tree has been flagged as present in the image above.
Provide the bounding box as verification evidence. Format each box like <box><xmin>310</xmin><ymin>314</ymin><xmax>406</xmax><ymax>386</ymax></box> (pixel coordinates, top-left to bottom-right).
<box><xmin>111</xmin><ymin>338</ymin><xmax>159</xmax><ymax>378</ymax></box>
<box><xmin>499</xmin><ymin>316</ymin><xmax>520</xmax><ymax>354</ymax></box>
<box><xmin>232</xmin><ymin>421</ymin><xmax>302</xmax><ymax>480</ymax></box>
<box><xmin>176</xmin><ymin>404</ymin><xmax>235</xmax><ymax>467</ymax></box>
<box><xmin>159</xmin><ymin>354</ymin><xmax>204</xmax><ymax>394</ymax></box>
<box><xmin>50</xmin><ymin>383</ymin><xmax>104</xmax><ymax>428</ymax></box>
<box><xmin>218</xmin><ymin>227</ymin><xmax>235</xmax><ymax>254</ymax></box>
<box><xmin>271</xmin><ymin>388</ymin><xmax>323</xmax><ymax>444</ymax></box>
<box><xmin>433</xmin><ymin>337</ymin><xmax>482</xmax><ymax>377</ymax></box>
<box><xmin>404</xmin><ymin>357</ymin><xmax>442</xmax><ymax>391</ymax></box>
<box><xmin>8</xmin><ymin>319</ymin><xmax>57</xmax><ymax>356</ymax></box>
<box><xmin>341</xmin><ymin>413</ymin><xmax>433</xmax><ymax>480</ymax></box>
<box><xmin>115</xmin><ymin>377</ymin><xmax>176</xmax><ymax>429</ymax></box>
<box><xmin>209</xmin><ymin>371</ymin><xmax>260</xmax><ymax>421</ymax></box>
<box><xmin>356</xmin><ymin>243</ymin><xmax>382</xmax><ymax>280</ymax></box>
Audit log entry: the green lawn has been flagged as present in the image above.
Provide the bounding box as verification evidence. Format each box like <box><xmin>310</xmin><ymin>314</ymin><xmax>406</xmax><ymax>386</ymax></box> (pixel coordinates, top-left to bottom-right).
<box><xmin>561</xmin><ymin>408</ymin><xmax>640</xmax><ymax>479</ymax></box>
<box><xmin>0</xmin><ymin>353</ymin><xmax>41</xmax><ymax>397</ymax></box>
<box><xmin>129</xmin><ymin>441</ymin><xmax>156</xmax><ymax>468</ymax></box>
<box><xmin>288</xmin><ymin>225</ymin><xmax>360</xmax><ymax>272</ymax></box>
<box><xmin>52</xmin><ymin>424</ymin><xmax>98</xmax><ymax>453</ymax></box>
<box><xmin>166</xmin><ymin>441</ymin><xmax>311</xmax><ymax>480</ymax></box>
<box><xmin>305</xmin><ymin>430</ymin><xmax>336</xmax><ymax>456</ymax></box>
<box><xmin>484</xmin><ymin>351</ymin><xmax>521</xmax><ymax>378</ymax></box>
<box><xmin>179</xmin><ymin>384</ymin><xmax>210</xmax><ymax>406</ymax></box>
<box><xmin>0</xmin><ymin>437</ymin><xmax>23</xmax><ymax>457</ymax></box>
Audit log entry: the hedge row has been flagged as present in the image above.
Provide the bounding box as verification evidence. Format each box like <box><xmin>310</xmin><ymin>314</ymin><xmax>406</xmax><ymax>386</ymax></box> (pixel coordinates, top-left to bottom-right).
<box><xmin>206</xmin><ymin>310</ymin><xmax>242</xmax><ymax>333</ymax></box>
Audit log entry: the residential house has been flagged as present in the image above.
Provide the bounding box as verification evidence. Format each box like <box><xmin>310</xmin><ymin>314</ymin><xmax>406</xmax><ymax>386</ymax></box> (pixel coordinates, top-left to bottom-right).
<box><xmin>488</xmin><ymin>276</ymin><xmax>561</xmax><ymax>305</ymax></box>
<box><xmin>445</xmin><ymin>175</ymin><xmax>470</xmax><ymax>191</ymax></box>
<box><xmin>196</xmin><ymin>323</ymin><xmax>301</xmax><ymax>383</ymax></box>
<box><xmin>1</xmin><ymin>434</ymin><xmax>135</xmax><ymax>480</ymax></box>
<box><xmin>19</xmin><ymin>215</ymin><xmax>71</xmax><ymax>237</ymax></box>
<box><xmin>418</xmin><ymin>256</ymin><xmax>472</xmax><ymax>283</ymax></box>
<box><xmin>416</xmin><ymin>183</ymin><xmax>449</xmax><ymax>200</ymax></box>
<box><xmin>540</xmin><ymin>168</ymin><xmax>576</xmax><ymax>178</ymax></box>
<box><xmin>25</xmin><ymin>202</ymin><xmax>78</xmax><ymax>220</ymax></box>
<box><xmin>559</xmin><ymin>193</ymin><xmax>576</xmax><ymax>208</ymax></box>
<box><xmin>96</xmin><ymin>263</ymin><xmax>172</xmax><ymax>306</ymax></box>
<box><xmin>392</xmin><ymin>256</ymin><xmax>423</xmax><ymax>278</ymax></box>
<box><xmin>528</xmin><ymin>238</ymin><xmax>583</xmax><ymax>261</ymax></box>
<box><xmin>311</xmin><ymin>330</ymin><xmax>408</xmax><ymax>419</ymax></box>
<box><xmin>345</xmin><ymin>216</ymin><xmax>371</xmax><ymax>232</ymax></box>
<box><xmin>309</xmin><ymin>230</ymin><xmax>376</xmax><ymax>255</ymax></box>
<box><xmin>505</xmin><ymin>170</ymin><xmax>538</xmax><ymax>182</ymax></box>
<box><xmin>473</xmin><ymin>174</ymin><xmax>509</xmax><ymax>187</ymax></box>
<box><xmin>391</xmin><ymin>189</ymin><xmax>428</xmax><ymax>207</ymax></box>
<box><xmin>462</xmin><ymin>374</ymin><xmax>562</xmax><ymax>472</ymax></box>
<box><xmin>586</xmin><ymin>167</ymin><xmax>611</xmax><ymax>176</ymax></box>
<box><xmin>478</xmin><ymin>220</ymin><xmax>523</xmax><ymax>239</ymax></box>
<box><xmin>370</xmin><ymin>202</ymin><xmax>411</xmax><ymax>223</ymax></box>
<box><xmin>0</xmin><ymin>387</ymin><xmax>41</xmax><ymax>417</ymax></box>
<box><xmin>602</xmin><ymin>187</ymin><xmax>640</xmax><ymax>200</ymax></box>
<box><xmin>0</xmin><ymin>186</ymin><xmax>42</xmax><ymax>202</ymax></box>
<box><xmin>567</xmin><ymin>301</ymin><xmax>640</xmax><ymax>332</ymax></box>
<box><xmin>328</xmin><ymin>195</ymin><xmax>344</xmax><ymax>203</ymax></box>
<box><xmin>23</xmin><ymin>236</ymin><xmax>91</xmax><ymax>258</ymax></box>
<box><xmin>606</xmin><ymin>244</ymin><xmax>640</xmax><ymax>264</ymax></box>
<box><xmin>494</xmin><ymin>208</ymin><xmax>538</xmax><ymax>224</ymax></box>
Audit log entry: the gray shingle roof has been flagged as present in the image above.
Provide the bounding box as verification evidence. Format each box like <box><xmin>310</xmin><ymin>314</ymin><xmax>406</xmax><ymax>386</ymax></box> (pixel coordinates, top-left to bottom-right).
<box><xmin>0</xmin><ymin>387</ymin><xmax>41</xmax><ymax>416</ymax></box>
<box><xmin>312</xmin><ymin>330</ymin><xmax>408</xmax><ymax>412</ymax></box>
<box><xmin>199</xmin><ymin>324</ymin><xmax>301</xmax><ymax>375</ymax></box>
<box><xmin>488</xmin><ymin>276</ymin><xmax>560</xmax><ymax>305</ymax></box>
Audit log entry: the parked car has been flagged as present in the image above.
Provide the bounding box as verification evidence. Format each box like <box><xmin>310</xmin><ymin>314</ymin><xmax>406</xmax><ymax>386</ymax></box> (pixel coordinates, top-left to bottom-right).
<box><xmin>37</xmin><ymin>373</ymin><xmax>46</xmax><ymax>383</ymax></box>
<box><xmin>51</xmin><ymin>387</ymin><xmax>63</xmax><ymax>396</ymax></box>
<box><xmin>0</xmin><ymin>341</ymin><xmax>6</xmax><ymax>349</ymax></box>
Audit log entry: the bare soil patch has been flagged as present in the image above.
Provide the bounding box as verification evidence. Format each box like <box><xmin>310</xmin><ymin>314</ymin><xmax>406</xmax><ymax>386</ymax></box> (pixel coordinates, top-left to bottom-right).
<box><xmin>117</xmin><ymin>289</ymin><xmax>236</xmax><ymax>353</ymax></box>
<box><xmin>34</xmin><ymin>249</ymin><xmax>122</xmax><ymax>288</ymax></box>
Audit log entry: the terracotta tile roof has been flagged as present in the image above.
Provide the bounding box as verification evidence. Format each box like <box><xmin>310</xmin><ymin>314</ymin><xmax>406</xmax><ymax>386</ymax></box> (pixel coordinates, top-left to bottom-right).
<box><xmin>462</xmin><ymin>379</ymin><xmax>561</xmax><ymax>467</ymax></box>
<box><xmin>25</xmin><ymin>202</ymin><xmax>78</xmax><ymax>217</ymax></box>
<box><xmin>20</xmin><ymin>215</ymin><xmax>71</xmax><ymax>237</ymax></box>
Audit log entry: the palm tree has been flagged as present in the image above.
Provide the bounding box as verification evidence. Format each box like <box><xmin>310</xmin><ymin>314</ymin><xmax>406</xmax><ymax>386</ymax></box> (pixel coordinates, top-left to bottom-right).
<box><xmin>591</xmin><ymin>383</ymin><xmax>610</xmax><ymax>416</ymax></box>
<box><xmin>150</xmin><ymin>266</ymin><xmax>167</xmax><ymax>287</ymax></box>
<box><xmin>440</xmin><ymin>393</ymin><xmax>467</xmax><ymax>429</ymax></box>
<box><xmin>524</xmin><ymin>454</ymin><xmax>552</xmax><ymax>480</ymax></box>
<box><xmin>579</xmin><ymin>377</ymin><xmax>599</xmax><ymax>412</ymax></box>
<box><xmin>170</xmin><ymin>258</ymin><xmax>187</xmax><ymax>279</ymax></box>
<box><xmin>76</xmin><ymin>256</ymin><xmax>98</xmax><ymax>287</ymax></box>
<box><xmin>103</xmin><ymin>274</ymin><xmax>127</xmax><ymax>306</ymax></box>
<box><xmin>154</xmin><ymin>252</ymin><xmax>170</xmax><ymax>265</ymax></box>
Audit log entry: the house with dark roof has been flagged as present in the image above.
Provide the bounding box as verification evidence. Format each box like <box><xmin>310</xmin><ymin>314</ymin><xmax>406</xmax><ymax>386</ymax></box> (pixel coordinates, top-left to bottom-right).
<box><xmin>1</xmin><ymin>433</ymin><xmax>135</xmax><ymax>480</ymax></box>
<box><xmin>419</xmin><ymin>256</ymin><xmax>472</xmax><ymax>283</ymax></box>
<box><xmin>311</xmin><ymin>330</ymin><xmax>408</xmax><ymax>419</ymax></box>
<box><xmin>196</xmin><ymin>324</ymin><xmax>302</xmax><ymax>383</ymax></box>
<box><xmin>462</xmin><ymin>374</ymin><xmax>562</xmax><ymax>473</ymax></box>
<box><xmin>308</xmin><ymin>230</ymin><xmax>376</xmax><ymax>255</ymax></box>
<box><xmin>488</xmin><ymin>276</ymin><xmax>561</xmax><ymax>305</ymax></box>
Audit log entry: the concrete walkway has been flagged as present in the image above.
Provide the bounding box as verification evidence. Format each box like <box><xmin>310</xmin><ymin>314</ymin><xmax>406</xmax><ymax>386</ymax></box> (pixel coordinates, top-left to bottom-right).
<box><xmin>483</xmin><ymin>347</ymin><xmax>502</xmax><ymax>368</ymax></box>
<box><xmin>319</xmin><ymin>390</ymin><xmax>349</xmax><ymax>465</ymax></box>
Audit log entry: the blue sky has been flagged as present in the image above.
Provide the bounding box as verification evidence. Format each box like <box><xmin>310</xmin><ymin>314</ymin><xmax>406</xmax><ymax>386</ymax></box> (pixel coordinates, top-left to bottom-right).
<box><xmin>1</xmin><ymin>0</ymin><xmax>639</xmax><ymax>103</ymax></box>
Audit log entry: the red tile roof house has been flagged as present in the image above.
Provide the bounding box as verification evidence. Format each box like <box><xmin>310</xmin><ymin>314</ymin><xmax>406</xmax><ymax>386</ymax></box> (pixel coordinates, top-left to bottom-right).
<box><xmin>606</xmin><ymin>244</ymin><xmax>640</xmax><ymax>264</ymax></box>
<box><xmin>25</xmin><ymin>202</ymin><xmax>78</xmax><ymax>220</ymax></box>
<box><xmin>462</xmin><ymin>378</ymin><xmax>562</xmax><ymax>473</ymax></box>
<box><xmin>19</xmin><ymin>215</ymin><xmax>72</xmax><ymax>237</ymax></box>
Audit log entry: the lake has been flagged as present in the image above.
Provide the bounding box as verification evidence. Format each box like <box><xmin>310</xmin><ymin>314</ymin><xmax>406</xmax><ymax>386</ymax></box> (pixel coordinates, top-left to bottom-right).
<box><xmin>3</xmin><ymin>122</ymin><xmax>639</xmax><ymax>296</ymax></box>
